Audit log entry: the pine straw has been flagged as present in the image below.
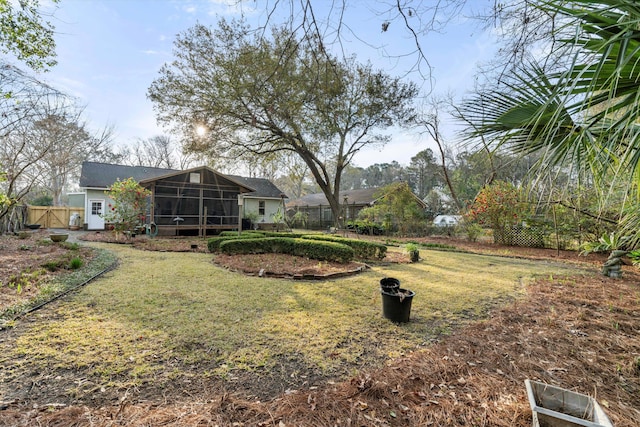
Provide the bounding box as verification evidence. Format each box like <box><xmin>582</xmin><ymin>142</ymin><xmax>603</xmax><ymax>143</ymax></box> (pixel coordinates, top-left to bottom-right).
<box><xmin>2</xmin><ymin>271</ymin><xmax>639</xmax><ymax>426</ymax></box>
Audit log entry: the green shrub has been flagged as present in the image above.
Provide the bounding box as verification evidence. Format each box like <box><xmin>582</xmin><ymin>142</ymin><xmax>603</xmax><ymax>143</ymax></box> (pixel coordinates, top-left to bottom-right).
<box><xmin>627</xmin><ymin>249</ymin><xmax>640</xmax><ymax>266</ymax></box>
<box><xmin>61</xmin><ymin>242</ymin><xmax>80</xmax><ymax>251</ymax></box>
<box><xmin>261</xmin><ymin>231</ymin><xmax>305</xmax><ymax>238</ymax></box>
<box><xmin>69</xmin><ymin>257</ymin><xmax>83</xmax><ymax>270</ymax></box>
<box><xmin>219</xmin><ymin>237</ymin><xmax>354</xmax><ymax>263</ymax></box>
<box><xmin>219</xmin><ymin>237</ymin><xmax>294</xmax><ymax>256</ymax></box>
<box><xmin>42</xmin><ymin>260</ymin><xmax>62</xmax><ymax>272</ymax></box>
<box><xmin>422</xmin><ymin>242</ymin><xmax>457</xmax><ymax>250</ymax></box>
<box><xmin>405</xmin><ymin>242</ymin><xmax>419</xmax><ymax>253</ymax></box>
<box><xmin>210</xmin><ymin>232</ymin><xmax>312</xmax><ymax>253</ymax></box>
<box><xmin>207</xmin><ymin>234</ymin><xmax>259</xmax><ymax>252</ymax></box>
<box><xmin>291</xmin><ymin>239</ymin><xmax>354</xmax><ymax>263</ymax></box>
<box><xmin>301</xmin><ymin>235</ymin><xmax>387</xmax><ymax>260</ymax></box>
<box><xmin>219</xmin><ymin>230</ymin><xmax>265</xmax><ymax>237</ymax></box>
<box><xmin>346</xmin><ymin>220</ymin><xmax>385</xmax><ymax>235</ymax></box>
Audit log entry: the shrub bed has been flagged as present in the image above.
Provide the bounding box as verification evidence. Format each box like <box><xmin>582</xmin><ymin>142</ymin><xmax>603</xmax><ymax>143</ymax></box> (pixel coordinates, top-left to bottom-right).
<box><xmin>219</xmin><ymin>231</ymin><xmax>265</xmax><ymax>237</ymax></box>
<box><xmin>219</xmin><ymin>237</ymin><xmax>354</xmax><ymax>263</ymax></box>
<box><xmin>301</xmin><ymin>235</ymin><xmax>387</xmax><ymax>260</ymax></box>
<box><xmin>260</xmin><ymin>231</ymin><xmax>306</xmax><ymax>238</ymax></box>
<box><xmin>207</xmin><ymin>234</ymin><xmax>261</xmax><ymax>252</ymax></box>
<box><xmin>346</xmin><ymin>220</ymin><xmax>385</xmax><ymax>235</ymax></box>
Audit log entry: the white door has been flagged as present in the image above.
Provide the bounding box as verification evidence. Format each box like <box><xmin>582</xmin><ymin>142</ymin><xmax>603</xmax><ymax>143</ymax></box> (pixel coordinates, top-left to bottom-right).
<box><xmin>88</xmin><ymin>200</ymin><xmax>105</xmax><ymax>230</ymax></box>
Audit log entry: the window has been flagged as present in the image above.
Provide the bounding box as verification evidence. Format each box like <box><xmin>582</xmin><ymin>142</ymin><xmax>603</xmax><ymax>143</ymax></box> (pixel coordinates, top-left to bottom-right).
<box><xmin>189</xmin><ymin>172</ymin><xmax>201</xmax><ymax>183</ymax></box>
<box><xmin>258</xmin><ymin>200</ymin><xmax>265</xmax><ymax>216</ymax></box>
<box><xmin>91</xmin><ymin>201</ymin><xmax>102</xmax><ymax>216</ymax></box>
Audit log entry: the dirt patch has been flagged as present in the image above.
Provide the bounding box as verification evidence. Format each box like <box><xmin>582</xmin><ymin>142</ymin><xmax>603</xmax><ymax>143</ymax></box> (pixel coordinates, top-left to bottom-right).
<box><xmin>0</xmin><ymin>230</ymin><xmax>94</xmax><ymax>313</ymax></box>
<box><xmin>79</xmin><ymin>231</ymin><xmax>209</xmax><ymax>252</ymax></box>
<box><xmin>213</xmin><ymin>253</ymin><xmax>368</xmax><ymax>278</ymax></box>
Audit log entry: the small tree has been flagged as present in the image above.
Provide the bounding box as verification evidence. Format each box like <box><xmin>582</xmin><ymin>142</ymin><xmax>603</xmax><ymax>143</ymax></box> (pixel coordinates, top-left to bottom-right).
<box><xmin>466</xmin><ymin>181</ymin><xmax>521</xmax><ymax>244</ymax></box>
<box><xmin>102</xmin><ymin>178</ymin><xmax>150</xmax><ymax>239</ymax></box>
<box><xmin>357</xmin><ymin>182</ymin><xmax>426</xmax><ymax>236</ymax></box>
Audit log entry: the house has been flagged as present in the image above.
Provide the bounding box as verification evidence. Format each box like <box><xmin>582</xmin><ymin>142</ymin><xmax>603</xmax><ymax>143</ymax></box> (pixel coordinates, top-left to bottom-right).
<box><xmin>286</xmin><ymin>186</ymin><xmax>426</xmax><ymax>229</ymax></box>
<box><xmin>433</xmin><ymin>215</ymin><xmax>461</xmax><ymax>227</ymax></box>
<box><xmin>227</xmin><ymin>175</ymin><xmax>287</xmax><ymax>229</ymax></box>
<box><xmin>76</xmin><ymin>161</ymin><xmax>286</xmax><ymax>235</ymax></box>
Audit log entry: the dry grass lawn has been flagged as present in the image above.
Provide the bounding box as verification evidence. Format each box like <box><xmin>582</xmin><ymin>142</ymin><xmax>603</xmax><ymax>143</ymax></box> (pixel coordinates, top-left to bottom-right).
<box><xmin>1</xmin><ymin>239</ymin><xmax>637</xmax><ymax>426</ymax></box>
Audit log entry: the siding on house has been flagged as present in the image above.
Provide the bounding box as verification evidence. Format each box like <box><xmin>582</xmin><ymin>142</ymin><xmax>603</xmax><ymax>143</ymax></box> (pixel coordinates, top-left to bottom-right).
<box><xmin>228</xmin><ymin>174</ymin><xmax>286</xmax><ymax>226</ymax></box>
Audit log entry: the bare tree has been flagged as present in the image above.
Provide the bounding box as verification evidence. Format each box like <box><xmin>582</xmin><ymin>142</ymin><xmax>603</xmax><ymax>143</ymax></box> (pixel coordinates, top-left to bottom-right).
<box><xmin>0</xmin><ymin>64</ymin><xmax>67</xmax><ymax>221</ymax></box>
<box><xmin>130</xmin><ymin>135</ymin><xmax>176</xmax><ymax>169</ymax></box>
<box><xmin>149</xmin><ymin>21</ymin><xmax>417</xmax><ymax>224</ymax></box>
<box><xmin>252</xmin><ymin>0</ymin><xmax>466</xmax><ymax>91</ymax></box>
<box><xmin>413</xmin><ymin>99</ymin><xmax>462</xmax><ymax>210</ymax></box>
<box><xmin>124</xmin><ymin>135</ymin><xmax>200</xmax><ymax>170</ymax></box>
<box><xmin>24</xmin><ymin>109</ymin><xmax>116</xmax><ymax>205</ymax></box>
<box><xmin>1</xmin><ymin>63</ymin><xmax>118</xmax><ymax>214</ymax></box>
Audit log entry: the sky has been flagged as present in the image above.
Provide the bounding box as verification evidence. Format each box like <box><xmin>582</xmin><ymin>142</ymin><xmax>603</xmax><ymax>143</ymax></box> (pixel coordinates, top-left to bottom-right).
<box><xmin>36</xmin><ymin>0</ymin><xmax>497</xmax><ymax>169</ymax></box>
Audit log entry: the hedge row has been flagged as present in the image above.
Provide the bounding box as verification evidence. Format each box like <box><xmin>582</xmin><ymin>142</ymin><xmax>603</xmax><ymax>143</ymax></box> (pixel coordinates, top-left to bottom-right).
<box><xmin>218</xmin><ymin>237</ymin><xmax>355</xmax><ymax>263</ymax></box>
<box><xmin>207</xmin><ymin>234</ymin><xmax>259</xmax><ymax>252</ymax></box>
<box><xmin>259</xmin><ymin>231</ymin><xmax>306</xmax><ymax>238</ymax></box>
<box><xmin>218</xmin><ymin>231</ymin><xmax>308</xmax><ymax>238</ymax></box>
<box><xmin>301</xmin><ymin>235</ymin><xmax>387</xmax><ymax>260</ymax></box>
<box><xmin>219</xmin><ymin>231</ymin><xmax>265</xmax><ymax>237</ymax></box>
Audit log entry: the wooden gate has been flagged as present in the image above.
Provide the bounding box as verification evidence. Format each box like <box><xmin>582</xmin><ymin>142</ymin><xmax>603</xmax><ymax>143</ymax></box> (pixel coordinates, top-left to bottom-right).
<box><xmin>27</xmin><ymin>206</ymin><xmax>85</xmax><ymax>229</ymax></box>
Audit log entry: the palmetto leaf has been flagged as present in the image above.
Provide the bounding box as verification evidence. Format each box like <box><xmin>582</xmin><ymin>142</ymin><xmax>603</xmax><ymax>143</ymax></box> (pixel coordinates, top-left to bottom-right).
<box><xmin>459</xmin><ymin>0</ymin><xmax>640</xmax><ymax>248</ymax></box>
<box><xmin>462</xmin><ymin>0</ymin><xmax>640</xmax><ymax>181</ymax></box>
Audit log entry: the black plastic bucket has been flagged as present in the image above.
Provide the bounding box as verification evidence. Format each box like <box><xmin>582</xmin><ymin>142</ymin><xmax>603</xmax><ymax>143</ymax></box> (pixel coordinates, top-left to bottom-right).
<box><xmin>380</xmin><ymin>277</ymin><xmax>400</xmax><ymax>293</ymax></box>
<box><xmin>381</xmin><ymin>288</ymin><xmax>415</xmax><ymax>323</ymax></box>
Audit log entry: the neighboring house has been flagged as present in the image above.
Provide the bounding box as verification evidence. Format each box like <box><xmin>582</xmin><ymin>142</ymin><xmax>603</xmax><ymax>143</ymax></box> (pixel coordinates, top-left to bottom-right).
<box><xmin>286</xmin><ymin>186</ymin><xmax>427</xmax><ymax>229</ymax></box>
<box><xmin>76</xmin><ymin>161</ymin><xmax>286</xmax><ymax>235</ymax></box>
<box><xmin>227</xmin><ymin>175</ymin><xmax>287</xmax><ymax>228</ymax></box>
<box><xmin>433</xmin><ymin>215</ymin><xmax>461</xmax><ymax>227</ymax></box>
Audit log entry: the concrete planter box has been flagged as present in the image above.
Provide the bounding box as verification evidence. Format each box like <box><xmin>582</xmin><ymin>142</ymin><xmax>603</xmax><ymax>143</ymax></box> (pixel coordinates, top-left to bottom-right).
<box><xmin>525</xmin><ymin>380</ymin><xmax>613</xmax><ymax>427</ymax></box>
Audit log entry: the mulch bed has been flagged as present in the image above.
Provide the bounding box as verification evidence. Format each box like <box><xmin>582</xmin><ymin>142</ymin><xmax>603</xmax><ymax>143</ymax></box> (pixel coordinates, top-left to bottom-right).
<box><xmin>0</xmin><ymin>230</ymin><xmax>94</xmax><ymax>313</ymax></box>
<box><xmin>213</xmin><ymin>253</ymin><xmax>370</xmax><ymax>279</ymax></box>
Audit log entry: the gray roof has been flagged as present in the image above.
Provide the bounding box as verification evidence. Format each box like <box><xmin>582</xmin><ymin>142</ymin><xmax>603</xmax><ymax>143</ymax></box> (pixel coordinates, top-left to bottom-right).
<box><xmin>80</xmin><ymin>162</ymin><xmax>176</xmax><ymax>188</ymax></box>
<box><xmin>227</xmin><ymin>175</ymin><xmax>287</xmax><ymax>199</ymax></box>
<box><xmin>287</xmin><ymin>186</ymin><xmax>427</xmax><ymax>208</ymax></box>
<box><xmin>80</xmin><ymin>162</ymin><xmax>282</xmax><ymax>198</ymax></box>
<box><xmin>287</xmin><ymin>187</ymin><xmax>382</xmax><ymax>207</ymax></box>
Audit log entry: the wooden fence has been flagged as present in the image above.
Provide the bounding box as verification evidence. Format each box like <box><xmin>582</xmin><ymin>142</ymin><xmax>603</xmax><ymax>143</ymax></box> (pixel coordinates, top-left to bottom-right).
<box><xmin>27</xmin><ymin>206</ymin><xmax>85</xmax><ymax>229</ymax></box>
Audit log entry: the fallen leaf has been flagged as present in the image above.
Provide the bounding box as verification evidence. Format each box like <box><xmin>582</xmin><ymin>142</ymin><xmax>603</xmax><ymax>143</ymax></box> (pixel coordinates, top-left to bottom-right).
<box><xmin>356</xmin><ymin>401</ymin><xmax>368</xmax><ymax>411</ymax></box>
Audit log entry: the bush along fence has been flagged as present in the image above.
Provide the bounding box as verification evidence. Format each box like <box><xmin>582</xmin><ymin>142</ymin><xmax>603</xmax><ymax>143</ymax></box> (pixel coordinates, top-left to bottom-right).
<box><xmin>208</xmin><ymin>232</ymin><xmax>387</xmax><ymax>262</ymax></box>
